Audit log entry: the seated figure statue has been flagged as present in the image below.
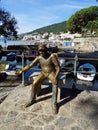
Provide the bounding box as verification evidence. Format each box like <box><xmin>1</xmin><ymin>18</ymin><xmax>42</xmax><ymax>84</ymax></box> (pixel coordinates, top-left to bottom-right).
<box><xmin>16</xmin><ymin>44</ymin><xmax>60</xmax><ymax>114</ymax></box>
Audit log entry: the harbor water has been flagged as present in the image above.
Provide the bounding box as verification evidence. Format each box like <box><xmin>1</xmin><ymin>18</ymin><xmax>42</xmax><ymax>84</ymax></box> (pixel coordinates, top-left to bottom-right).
<box><xmin>0</xmin><ymin>39</ymin><xmax>27</xmax><ymax>48</ymax></box>
<box><xmin>62</xmin><ymin>73</ymin><xmax>98</xmax><ymax>92</ymax></box>
<box><xmin>0</xmin><ymin>56</ymin><xmax>98</xmax><ymax>92</ymax></box>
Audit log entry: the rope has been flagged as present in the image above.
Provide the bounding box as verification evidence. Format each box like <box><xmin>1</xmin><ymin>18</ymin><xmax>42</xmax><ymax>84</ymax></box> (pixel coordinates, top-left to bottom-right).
<box><xmin>30</xmin><ymin>68</ymin><xmax>98</xmax><ymax>75</ymax></box>
<box><xmin>65</xmin><ymin>57</ymin><xmax>98</xmax><ymax>60</ymax></box>
<box><xmin>71</xmin><ymin>70</ymin><xmax>98</xmax><ymax>74</ymax></box>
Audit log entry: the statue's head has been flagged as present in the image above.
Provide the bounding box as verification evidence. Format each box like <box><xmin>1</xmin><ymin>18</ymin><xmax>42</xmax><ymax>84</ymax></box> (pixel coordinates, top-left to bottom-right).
<box><xmin>38</xmin><ymin>44</ymin><xmax>47</xmax><ymax>51</ymax></box>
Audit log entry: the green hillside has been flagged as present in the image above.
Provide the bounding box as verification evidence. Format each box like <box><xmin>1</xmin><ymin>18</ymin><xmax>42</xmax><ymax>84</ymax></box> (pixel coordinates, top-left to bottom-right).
<box><xmin>28</xmin><ymin>21</ymin><xmax>67</xmax><ymax>34</ymax></box>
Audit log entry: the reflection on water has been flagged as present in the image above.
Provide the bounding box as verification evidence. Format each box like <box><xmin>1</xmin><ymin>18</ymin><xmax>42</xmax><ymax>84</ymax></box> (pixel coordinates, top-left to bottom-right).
<box><xmin>76</xmin><ymin>79</ymin><xmax>93</xmax><ymax>87</ymax></box>
<box><xmin>75</xmin><ymin>79</ymin><xmax>98</xmax><ymax>91</ymax></box>
<box><xmin>63</xmin><ymin>73</ymin><xmax>98</xmax><ymax>91</ymax></box>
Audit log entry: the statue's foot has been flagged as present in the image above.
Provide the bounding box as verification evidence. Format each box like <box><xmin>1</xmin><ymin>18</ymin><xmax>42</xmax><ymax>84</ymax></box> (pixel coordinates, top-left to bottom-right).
<box><xmin>24</xmin><ymin>100</ymin><xmax>35</xmax><ymax>108</ymax></box>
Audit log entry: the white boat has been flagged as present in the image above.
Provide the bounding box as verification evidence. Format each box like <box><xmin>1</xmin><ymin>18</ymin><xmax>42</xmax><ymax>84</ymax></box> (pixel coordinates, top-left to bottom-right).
<box><xmin>77</xmin><ymin>63</ymin><xmax>96</xmax><ymax>81</ymax></box>
<box><xmin>0</xmin><ymin>61</ymin><xmax>9</xmax><ymax>79</ymax></box>
<box><xmin>1</xmin><ymin>62</ymin><xmax>23</xmax><ymax>76</ymax></box>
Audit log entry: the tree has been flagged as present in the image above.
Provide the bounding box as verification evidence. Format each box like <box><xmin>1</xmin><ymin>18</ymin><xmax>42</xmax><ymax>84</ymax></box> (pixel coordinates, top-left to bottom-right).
<box><xmin>0</xmin><ymin>8</ymin><xmax>18</xmax><ymax>38</ymax></box>
<box><xmin>66</xmin><ymin>6</ymin><xmax>98</xmax><ymax>33</ymax></box>
<box><xmin>85</xmin><ymin>20</ymin><xmax>98</xmax><ymax>33</ymax></box>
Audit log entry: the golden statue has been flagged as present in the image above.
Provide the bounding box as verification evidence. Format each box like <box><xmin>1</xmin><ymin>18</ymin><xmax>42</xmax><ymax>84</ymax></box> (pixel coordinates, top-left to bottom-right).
<box><xmin>16</xmin><ymin>44</ymin><xmax>60</xmax><ymax>114</ymax></box>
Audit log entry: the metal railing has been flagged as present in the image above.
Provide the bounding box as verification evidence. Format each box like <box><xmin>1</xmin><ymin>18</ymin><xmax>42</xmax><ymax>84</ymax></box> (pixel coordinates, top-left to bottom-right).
<box><xmin>21</xmin><ymin>53</ymin><xmax>98</xmax><ymax>86</ymax></box>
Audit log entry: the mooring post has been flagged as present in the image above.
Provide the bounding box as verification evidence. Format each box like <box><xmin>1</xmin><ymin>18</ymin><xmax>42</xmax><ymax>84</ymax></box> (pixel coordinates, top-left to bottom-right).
<box><xmin>74</xmin><ymin>54</ymin><xmax>78</xmax><ymax>76</ymax></box>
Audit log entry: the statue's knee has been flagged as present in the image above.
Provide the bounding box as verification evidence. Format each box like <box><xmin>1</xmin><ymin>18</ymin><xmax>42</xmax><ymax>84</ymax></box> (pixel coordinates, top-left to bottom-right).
<box><xmin>51</xmin><ymin>80</ymin><xmax>57</xmax><ymax>85</ymax></box>
<box><xmin>32</xmin><ymin>81</ymin><xmax>40</xmax><ymax>88</ymax></box>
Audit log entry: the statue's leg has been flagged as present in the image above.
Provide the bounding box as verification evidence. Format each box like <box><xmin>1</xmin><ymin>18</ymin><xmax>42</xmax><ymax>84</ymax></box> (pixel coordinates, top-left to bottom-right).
<box><xmin>48</xmin><ymin>72</ymin><xmax>58</xmax><ymax>114</ymax></box>
<box><xmin>36</xmin><ymin>83</ymin><xmax>41</xmax><ymax>96</ymax></box>
<box><xmin>52</xmin><ymin>83</ymin><xmax>58</xmax><ymax>114</ymax></box>
<box><xmin>25</xmin><ymin>73</ymin><xmax>46</xmax><ymax>107</ymax></box>
<box><xmin>24</xmin><ymin>82</ymin><xmax>37</xmax><ymax>107</ymax></box>
<box><xmin>48</xmin><ymin>71</ymin><xmax>58</xmax><ymax>114</ymax></box>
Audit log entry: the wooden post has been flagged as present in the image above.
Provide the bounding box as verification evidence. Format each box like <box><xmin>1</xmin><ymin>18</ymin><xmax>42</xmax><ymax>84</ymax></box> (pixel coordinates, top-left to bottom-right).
<box><xmin>74</xmin><ymin>54</ymin><xmax>78</xmax><ymax>76</ymax></box>
<box><xmin>22</xmin><ymin>50</ymin><xmax>25</xmax><ymax>86</ymax></box>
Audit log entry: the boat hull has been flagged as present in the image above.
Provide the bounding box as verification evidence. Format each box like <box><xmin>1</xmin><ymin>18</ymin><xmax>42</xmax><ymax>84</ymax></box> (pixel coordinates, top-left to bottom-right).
<box><xmin>77</xmin><ymin>63</ymin><xmax>96</xmax><ymax>82</ymax></box>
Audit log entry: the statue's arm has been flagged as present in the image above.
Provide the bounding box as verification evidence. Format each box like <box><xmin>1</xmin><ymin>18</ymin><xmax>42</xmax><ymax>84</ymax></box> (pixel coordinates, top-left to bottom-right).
<box><xmin>51</xmin><ymin>53</ymin><xmax>60</xmax><ymax>78</ymax></box>
<box><xmin>16</xmin><ymin>57</ymin><xmax>39</xmax><ymax>75</ymax></box>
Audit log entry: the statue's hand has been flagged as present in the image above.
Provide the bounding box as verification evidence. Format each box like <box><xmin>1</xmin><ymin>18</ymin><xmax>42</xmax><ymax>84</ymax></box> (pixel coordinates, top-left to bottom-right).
<box><xmin>16</xmin><ymin>70</ymin><xmax>22</xmax><ymax>75</ymax></box>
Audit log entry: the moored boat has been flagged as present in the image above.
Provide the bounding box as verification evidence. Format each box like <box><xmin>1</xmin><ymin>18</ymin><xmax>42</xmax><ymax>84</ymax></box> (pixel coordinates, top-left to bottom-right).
<box><xmin>0</xmin><ymin>61</ymin><xmax>9</xmax><ymax>80</ymax></box>
<box><xmin>58</xmin><ymin>58</ymin><xmax>79</xmax><ymax>72</ymax></box>
<box><xmin>7</xmin><ymin>52</ymin><xmax>16</xmax><ymax>61</ymax></box>
<box><xmin>77</xmin><ymin>63</ymin><xmax>96</xmax><ymax>81</ymax></box>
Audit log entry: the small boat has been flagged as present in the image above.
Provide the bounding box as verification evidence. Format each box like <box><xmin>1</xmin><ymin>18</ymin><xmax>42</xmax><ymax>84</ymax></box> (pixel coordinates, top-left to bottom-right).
<box><xmin>77</xmin><ymin>63</ymin><xmax>96</xmax><ymax>81</ymax></box>
<box><xmin>58</xmin><ymin>58</ymin><xmax>66</xmax><ymax>67</ymax></box>
<box><xmin>59</xmin><ymin>58</ymin><xmax>79</xmax><ymax>72</ymax></box>
<box><xmin>0</xmin><ymin>61</ymin><xmax>9</xmax><ymax>80</ymax></box>
<box><xmin>0</xmin><ymin>61</ymin><xmax>9</xmax><ymax>69</ymax></box>
<box><xmin>58</xmin><ymin>51</ymin><xmax>98</xmax><ymax>68</ymax></box>
<box><xmin>7</xmin><ymin>52</ymin><xmax>16</xmax><ymax>61</ymax></box>
<box><xmin>1</xmin><ymin>61</ymin><xmax>23</xmax><ymax>76</ymax></box>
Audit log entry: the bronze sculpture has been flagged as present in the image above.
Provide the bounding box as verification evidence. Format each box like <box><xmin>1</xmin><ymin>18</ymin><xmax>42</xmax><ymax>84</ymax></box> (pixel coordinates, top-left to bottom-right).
<box><xmin>16</xmin><ymin>44</ymin><xmax>60</xmax><ymax>114</ymax></box>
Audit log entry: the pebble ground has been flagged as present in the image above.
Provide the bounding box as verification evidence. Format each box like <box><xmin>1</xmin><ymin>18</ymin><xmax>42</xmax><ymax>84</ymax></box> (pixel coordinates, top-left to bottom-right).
<box><xmin>0</xmin><ymin>84</ymin><xmax>98</xmax><ymax>130</ymax></box>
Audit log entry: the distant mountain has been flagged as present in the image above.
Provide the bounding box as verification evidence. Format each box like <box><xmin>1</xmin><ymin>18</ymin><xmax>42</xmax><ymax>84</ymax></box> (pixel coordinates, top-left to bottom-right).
<box><xmin>27</xmin><ymin>21</ymin><xmax>67</xmax><ymax>34</ymax></box>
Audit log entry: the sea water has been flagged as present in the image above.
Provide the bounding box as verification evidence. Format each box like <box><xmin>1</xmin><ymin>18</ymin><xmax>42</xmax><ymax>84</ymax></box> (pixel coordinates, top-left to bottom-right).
<box><xmin>0</xmin><ymin>39</ymin><xmax>27</xmax><ymax>48</ymax></box>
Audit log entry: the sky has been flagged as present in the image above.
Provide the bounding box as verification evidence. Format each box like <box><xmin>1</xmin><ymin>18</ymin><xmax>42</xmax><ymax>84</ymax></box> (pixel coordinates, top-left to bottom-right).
<box><xmin>0</xmin><ymin>0</ymin><xmax>98</xmax><ymax>34</ymax></box>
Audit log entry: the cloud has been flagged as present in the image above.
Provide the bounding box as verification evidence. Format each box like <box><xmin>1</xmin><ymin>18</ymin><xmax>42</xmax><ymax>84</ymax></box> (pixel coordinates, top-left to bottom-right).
<box><xmin>16</xmin><ymin>13</ymin><xmax>58</xmax><ymax>34</ymax></box>
<box><xmin>15</xmin><ymin>14</ymin><xmax>38</xmax><ymax>33</ymax></box>
<box><xmin>15</xmin><ymin>6</ymin><xmax>61</xmax><ymax>34</ymax></box>
<box><xmin>17</xmin><ymin>16</ymin><xmax>60</xmax><ymax>34</ymax></box>
<box><xmin>8</xmin><ymin>0</ymin><xmax>97</xmax><ymax>34</ymax></box>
